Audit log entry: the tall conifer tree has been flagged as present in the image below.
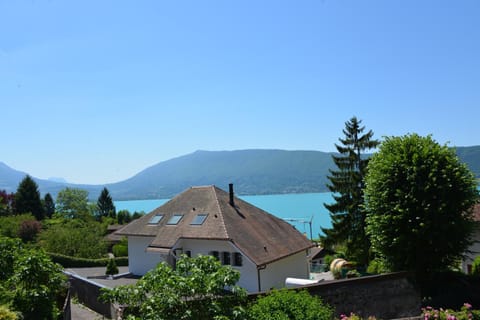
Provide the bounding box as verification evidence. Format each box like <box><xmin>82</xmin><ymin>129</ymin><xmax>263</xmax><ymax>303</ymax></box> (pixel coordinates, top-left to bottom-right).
<box><xmin>97</xmin><ymin>187</ymin><xmax>116</xmax><ymax>220</ymax></box>
<box><xmin>43</xmin><ymin>193</ymin><xmax>55</xmax><ymax>218</ymax></box>
<box><xmin>15</xmin><ymin>175</ymin><xmax>45</xmax><ymax>220</ymax></box>
<box><xmin>321</xmin><ymin>117</ymin><xmax>379</xmax><ymax>265</ymax></box>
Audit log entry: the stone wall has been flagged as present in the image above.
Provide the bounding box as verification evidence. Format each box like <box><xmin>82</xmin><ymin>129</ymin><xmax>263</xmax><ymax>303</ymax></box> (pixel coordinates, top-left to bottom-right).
<box><xmin>66</xmin><ymin>271</ymin><xmax>118</xmax><ymax>319</ymax></box>
<box><xmin>305</xmin><ymin>272</ymin><xmax>421</xmax><ymax>319</ymax></box>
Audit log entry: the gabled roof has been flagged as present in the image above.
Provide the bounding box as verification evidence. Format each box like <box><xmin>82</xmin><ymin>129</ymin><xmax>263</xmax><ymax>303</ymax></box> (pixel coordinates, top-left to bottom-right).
<box><xmin>117</xmin><ymin>185</ymin><xmax>313</xmax><ymax>266</ymax></box>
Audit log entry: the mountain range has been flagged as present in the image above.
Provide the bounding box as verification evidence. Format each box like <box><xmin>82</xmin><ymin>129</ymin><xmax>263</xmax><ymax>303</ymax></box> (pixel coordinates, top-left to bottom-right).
<box><xmin>1</xmin><ymin>147</ymin><xmax>480</xmax><ymax>201</ymax></box>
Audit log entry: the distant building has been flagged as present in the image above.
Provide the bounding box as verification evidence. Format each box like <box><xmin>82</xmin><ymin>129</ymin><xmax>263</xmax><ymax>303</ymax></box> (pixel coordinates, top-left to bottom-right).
<box><xmin>116</xmin><ymin>184</ymin><xmax>313</xmax><ymax>292</ymax></box>
<box><xmin>462</xmin><ymin>203</ymin><xmax>480</xmax><ymax>273</ymax></box>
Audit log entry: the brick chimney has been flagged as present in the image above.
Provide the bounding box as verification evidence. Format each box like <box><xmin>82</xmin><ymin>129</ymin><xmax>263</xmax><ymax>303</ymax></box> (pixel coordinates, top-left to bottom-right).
<box><xmin>229</xmin><ymin>183</ymin><xmax>234</xmax><ymax>206</ymax></box>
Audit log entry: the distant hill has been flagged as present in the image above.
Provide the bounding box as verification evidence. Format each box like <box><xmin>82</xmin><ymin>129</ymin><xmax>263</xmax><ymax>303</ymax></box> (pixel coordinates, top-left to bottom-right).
<box><xmin>106</xmin><ymin>150</ymin><xmax>336</xmax><ymax>200</ymax></box>
<box><xmin>1</xmin><ymin>147</ymin><xmax>480</xmax><ymax>200</ymax></box>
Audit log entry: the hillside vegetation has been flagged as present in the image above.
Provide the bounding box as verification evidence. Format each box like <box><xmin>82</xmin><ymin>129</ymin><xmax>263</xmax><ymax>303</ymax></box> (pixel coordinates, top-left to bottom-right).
<box><xmin>1</xmin><ymin>147</ymin><xmax>479</xmax><ymax>200</ymax></box>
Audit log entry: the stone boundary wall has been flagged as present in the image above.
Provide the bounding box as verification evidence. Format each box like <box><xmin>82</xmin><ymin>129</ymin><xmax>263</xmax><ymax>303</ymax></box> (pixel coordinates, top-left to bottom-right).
<box><xmin>299</xmin><ymin>272</ymin><xmax>420</xmax><ymax>319</ymax></box>
<box><xmin>65</xmin><ymin>271</ymin><xmax>118</xmax><ymax>319</ymax></box>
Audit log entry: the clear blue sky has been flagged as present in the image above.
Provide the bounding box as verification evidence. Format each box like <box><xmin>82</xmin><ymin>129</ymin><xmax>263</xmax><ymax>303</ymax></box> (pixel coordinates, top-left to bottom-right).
<box><xmin>1</xmin><ymin>0</ymin><xmax>479</xmax><ymax>184</ymax></box>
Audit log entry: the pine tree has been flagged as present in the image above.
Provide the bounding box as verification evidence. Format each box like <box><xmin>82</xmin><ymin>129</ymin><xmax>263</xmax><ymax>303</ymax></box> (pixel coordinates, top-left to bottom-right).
<box><xmin>321</xmin><ymin>117</ymin><xmax>379</xmax><ymax>266</ymax></box>
<box><xmin>15</xmin><ymin>175</ymin><xmax>45</xmax><ymax>220</ymax></box>
<box><xmin>97</xmin><ymin>187</ymin><xmax>116</xmax><ymax>220</ymax></box>
<box><xmin>43</xmin><ymin>193</ymin><xmax>55</xmax><ymax>218</ymax></box>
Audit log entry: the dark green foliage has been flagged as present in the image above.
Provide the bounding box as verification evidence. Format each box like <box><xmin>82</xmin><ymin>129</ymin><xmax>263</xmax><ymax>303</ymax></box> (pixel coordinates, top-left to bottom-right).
<box><xmin>101</xmin><ymin>254</ymin><xmax>247</xmax><ymax>320</ymax></box>
<box><xmin>14</xmin><ymin>176</ymin><xmax>45</xmax><ymax>220</ymax></box>
<box><xmin>117</xmin><ymin>210</ymin><xmax>132</xmax><ymax>224</ymax></box>
<box><xmin>43</xmin><ymin>193</ymin><xmax>55</xmax><ymax>218</ymax></box>
<box><xmin>322</xmin><ymin>117</ymin><xmax>379</xmax><ymax>266</ymax></box>
<box><xmin>106</xmin><ymin>258</ymin><xmax>119</xmax><ymax>275</ymax></box>
<box><xmin>55</xmin><ymin>187</ymin><xmax>91</xmax><ymax>219</ymax></box>
<box><xmin>365</xmin><ymin>134</ymin><xmax>479</xmax><ymax>276</ymax></box>
<box><xmin>0</xmin><ymin>214</ymin><xmax>37</xmax><ymax>239</ymax></box>
<box><xmin>39</xmin><ymin>219</ymin><xmax>108</xmax><ymax>258</ymax></box>
<box><xmin>47</xmin><ymin>252</ymin><xmax>128</xmax><ymax>268</ymax></box>
<box><xmin>0</xmin><ymin>237</ymin><xmax>66</xmax><ymax>320</ymax></box>
<box><xmin>248</xmin><ymin>289</ymin><xmax>334</xmax><ymax>320</ymax></box>
<box><xmin>96</xmin><ymin>187</ymin><xmax>116</xmax><ymax>220</ymax></box>
<box><xmin>471</xmin><ymin>256</ymin><xmax>480</xmax><ymax>275</ymax></box>
<box><xmin>0</xmin><ymin>190</ymin><xmax>15</xmax><ymax>217</ymax></box>
<box><xmin>112</xmin><ymin>237</ymin><xmax>128</xmax><ymax>257</ymax></box>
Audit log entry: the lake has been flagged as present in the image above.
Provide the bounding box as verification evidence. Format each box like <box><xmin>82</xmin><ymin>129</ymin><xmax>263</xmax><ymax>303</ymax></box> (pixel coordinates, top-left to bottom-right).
<box><xmin>115</xmin><ymin>192</ymin><xmax>334</xmax><ymax>240</ymax></box>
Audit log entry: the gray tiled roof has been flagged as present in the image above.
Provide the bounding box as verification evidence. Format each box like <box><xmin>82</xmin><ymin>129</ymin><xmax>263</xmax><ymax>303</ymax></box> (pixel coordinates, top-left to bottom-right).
<box><xmin>116</xmin><ymin>185</ymin><xmax>313</xmax><ymax>266</ymax></box>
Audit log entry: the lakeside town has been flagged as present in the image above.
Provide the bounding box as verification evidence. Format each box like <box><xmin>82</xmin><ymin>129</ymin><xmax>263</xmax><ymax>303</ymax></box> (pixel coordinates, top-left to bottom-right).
<box><xmin>1</xmin><ymin>117</ymin><xmax>480</xmax><ymax>319</ymax></box>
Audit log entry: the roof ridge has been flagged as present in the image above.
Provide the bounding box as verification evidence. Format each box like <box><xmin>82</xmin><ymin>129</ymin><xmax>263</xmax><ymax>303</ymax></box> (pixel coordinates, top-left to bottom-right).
<box><xmin>211</xmin><ymin>186</ymin><xmax>229</xmax><ymax>239</ymax></box>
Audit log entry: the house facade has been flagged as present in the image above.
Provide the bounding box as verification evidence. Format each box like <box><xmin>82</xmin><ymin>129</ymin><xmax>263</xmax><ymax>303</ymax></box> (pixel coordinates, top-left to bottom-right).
<box><xmin>461</xmin><ymin>203</ymin><xmax>480</xmax><ymax>274</ymax></box>
<box><xmin>116</xmin><ymin>184</ymin><xmax>313</xmax><ymax>293</ymax></box>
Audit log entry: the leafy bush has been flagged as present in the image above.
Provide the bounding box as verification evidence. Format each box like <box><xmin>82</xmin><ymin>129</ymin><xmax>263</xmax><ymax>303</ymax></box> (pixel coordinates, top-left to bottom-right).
<box><xmin>106</xmin><ymin>258</ymin><xmax>119</xmax><ymax>276</ymax></box>
<box><xmin>0</xmin><ymin>214</ymin><xmax>37</xmax><ymax>239</ymax></box>
<box><xmin>112</xmin><ymin>244</ymin><xmax>128</xmax><ymax>257</ymax></box>
<box><xmin>248</xmin><ymin>289</ymin><xmax>333</xmax><ymax>320</ymax></box>
<box><xmin>101</xmin><ymin>255</ymin><xmax>246</xmax><ymax>320</ymax></box>
<box><xmin>366</xmin><ymin>258</ymin><xmax>389</xmax><ymax>275</ymax></box>
<box><xmin>39</xmin><ymin>219</ymin><xmax>108</xmax><ymax>258</ymax></box>
<box><xmin>48</xmin><ymin>252</ymin><xmax>128</xmax><ymax>268</ymax></box>
<box><xmin>112</xmin><ymin>237</ymin><xmax>128</xmax><ymax>257</ymax></box>
<box><xmin>324</xmin><ymin>255</ymin><xmax>334</xmax><ymax>272</ymax></box>
<box><xmin>0</xmin><ymin>305</ymin><xmax>19</xmax><ymax>320</ymax></box>
<box><xmin>17</xmin><ymin>219</ymin><xmax>42</xmax><ymax>242</ymax></box>
<box><xmin>471</xmin><ymin>256</ymin><xmax>480</xmax><ymax>275</ymax></box>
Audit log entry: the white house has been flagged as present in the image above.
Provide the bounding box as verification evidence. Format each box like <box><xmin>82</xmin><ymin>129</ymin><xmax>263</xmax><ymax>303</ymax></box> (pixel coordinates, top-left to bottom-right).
<box><xmin>462</xmin><ymin>203</ymin><xmax>480</xmax><ymax>273</ymax></box>
<box><xmin>116</xmin><ymin>184</ymin><xmax>314</xmax><ymax>293</ymax></box>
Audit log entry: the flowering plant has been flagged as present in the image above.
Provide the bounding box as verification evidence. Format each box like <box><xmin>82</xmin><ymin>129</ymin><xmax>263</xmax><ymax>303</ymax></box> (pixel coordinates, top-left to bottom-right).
<box><xmin>422</xmin><ymin>303</ymin><xmax>480</xmax><ymax>320</ymax></box>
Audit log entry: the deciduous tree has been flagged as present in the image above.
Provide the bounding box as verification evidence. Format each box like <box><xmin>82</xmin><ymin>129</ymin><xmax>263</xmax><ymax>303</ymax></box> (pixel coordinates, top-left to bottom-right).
<box><xmin>364</xmin><ymin>134</ymin><xmax>479</xmax><ymax>276</ymax></box>
<box><xmin>321</xmin><ymin>117</ymin><xmax>379</xmax><ymax>265</ymax></box>
<box><xmin>101</xmin><ymin>255</ymin><xmax>246</xmax><ymax>320</ymax></box>
<box><xmin>55</xmin><ymin>188</ymin><xmax>91</xmax><ymax>220</ymax></box>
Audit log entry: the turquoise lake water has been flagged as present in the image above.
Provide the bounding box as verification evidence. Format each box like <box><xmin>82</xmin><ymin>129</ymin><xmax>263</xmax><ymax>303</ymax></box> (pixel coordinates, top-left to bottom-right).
<box><xmin>115</xmin><ymin>192</ymin><xmax>334</xmax><ymax>239</ymax></box>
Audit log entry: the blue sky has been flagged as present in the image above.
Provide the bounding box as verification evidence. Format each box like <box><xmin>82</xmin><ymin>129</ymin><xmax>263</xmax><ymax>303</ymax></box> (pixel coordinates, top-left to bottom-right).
<box><xmin>1</xmin><ymin>0</ymin><xmax>479</xmax><ymax>184</ymax></box>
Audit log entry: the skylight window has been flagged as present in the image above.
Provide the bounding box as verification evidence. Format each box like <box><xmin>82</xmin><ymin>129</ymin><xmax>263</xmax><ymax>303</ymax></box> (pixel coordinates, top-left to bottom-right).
<box><xmin>167</xmin><ymin>214</ymin><xmax>183</xmax><ymax>225</ymax></box>
<box><xmin>148</xmin><ymin>214</ymin><xmax>164</xmax><ymax>224</ymax></box>
<box><xmin>190</xmin><ymin>214</ymin><xmax>208</xmax><ymax>225</ymax></box>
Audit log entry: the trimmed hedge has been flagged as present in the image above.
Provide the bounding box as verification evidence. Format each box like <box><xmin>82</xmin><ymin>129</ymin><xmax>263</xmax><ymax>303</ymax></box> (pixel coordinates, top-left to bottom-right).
<box><xmin>48</xmin><ymin>252</ymin><xmax>128</xmax><ymax>268</ymax></box>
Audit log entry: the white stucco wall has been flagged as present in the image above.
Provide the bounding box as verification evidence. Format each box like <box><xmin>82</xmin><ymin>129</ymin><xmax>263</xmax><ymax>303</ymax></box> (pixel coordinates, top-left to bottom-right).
<box><xmin>462</xmin><ymin>228</ymin><xmax>480</xmax><ymax>273</ymax></box>
<box><xmin>173</xmin><ymin>239</ymin><xmax>259</xmax><ymax>292</ymax></box>
<box><xmin>259</xmin><ymin>250</ymin><xmax>310</xmax><ymax>292</ymax></box>
<box><xmin>128</xmin><ymin>236</ymin><xmax>166</xmax><ymax>275</ymax></box>
<box><xmin>128</xmin><ymin>236</ymin><xmax>309</xmax><ymax>293</ymax></box>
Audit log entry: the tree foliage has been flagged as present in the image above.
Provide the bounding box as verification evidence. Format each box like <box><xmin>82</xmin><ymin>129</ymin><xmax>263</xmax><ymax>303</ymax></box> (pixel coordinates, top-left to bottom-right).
<box><xmin>96</xmin><ymin>187</ymin><xmax>116</xmax><ymax>220</ymax></box>
<box><xmin>43</xmin><ymin>193</ymin><xmax>55</xmax><ymax>219</ymax></box>
<box><xmin>39</xmin><ymin>219</ymin><xmax>108</xmax><ymax>259</ymax></box>
<box><xmin>55</xmin><ymin>187</ymin><xmax>91</xmax><ymax>220</ymax></box>
<box><xmin>14</xmin><ymin>176</ymin><xmax>44</xmax><ymax>220</ymax></box>
<box><xmin>322</xmin><ymin>116</ymin><xmax>379</xmax><ymax>265</ymax></box>
<box><xmin>247</xmin><ymin>289</ymin><xmax>333</xmax><ymax>320</ymax></box>
<box><xmin>364</xmin><ymin>134</ymin><xmax>479</xmax><ymax>275</ymax></box>
<box><xmin>0</xmin><ymin>190</ymin><xmax>15</xmax><ymax>217</ymax></box>
<box><xmin>0</xmin><ymin>237</ymin><xmax>66</xmax><ymax>320</ymax></box>
<box><xmin>101</xmin><ymin>254</ymin><xmax>247</xmax><ymax>320</ymax></box>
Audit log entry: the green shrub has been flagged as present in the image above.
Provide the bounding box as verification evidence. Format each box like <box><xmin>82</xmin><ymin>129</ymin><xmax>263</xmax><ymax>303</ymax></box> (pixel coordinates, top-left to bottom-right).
<box><xmin>324</xmin><ymin>255</ymin><xmax>334</xmax><ymax>272</ymax></box>
<box><xmin>106</xmin><ymin>258</ymin><xmax>119</xmax><ymax>276</ymax></box>
<box><xmin>112</xmin><ymin>244</ymin><xmax>128</xmax><ymax>257</ymax></box>
<box><xmin>0</xmin><ymin>305</ymin><xmax>19</xmax><ymax>320</ymax></box>
<box><xmin>248</xmin><ymin>289</ymin><xmax>333</xmax><ymax>320</ymax></box>
<box><xmin>366</xmin><ymin>258</ymin><xmax>389</xmax><ymax>275</ymax></box>
<box><xmin>471</xmin><ymin>256</ymin><xmax>480</xmax><ymax>275</ymax></box>
<box><xmin>48</xmin><ymin>252</ymin><xmax>128</xmax><ymax>268</ymax></box>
